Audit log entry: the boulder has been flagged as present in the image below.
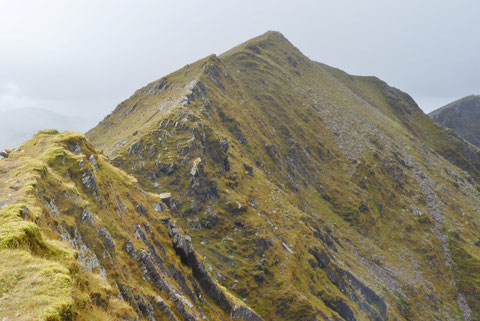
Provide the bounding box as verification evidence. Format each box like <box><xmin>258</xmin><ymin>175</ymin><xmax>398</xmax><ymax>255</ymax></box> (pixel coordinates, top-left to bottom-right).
<box><xmin>98</xmin><ymin>227</ymin><xmax>116</xmax><ymax>252</ymax></box>
<box><xmin>160</xmin><ymin>192</ymin><xmax>171</xmax><ymax>200</ymax></box>
<box><xmin>89</xmin><ymin>154</ymin><xmax>98</xmax><ymax>169</ymax></box>
<box><xmin>190</xmin><ymin>157</ymin><xmax>203</xmax><ymax>177</ymax></box>
<box><xmin>160</xmin><ymin>193</ymin><xmax>172</xmax><ymax>207</ymax></box>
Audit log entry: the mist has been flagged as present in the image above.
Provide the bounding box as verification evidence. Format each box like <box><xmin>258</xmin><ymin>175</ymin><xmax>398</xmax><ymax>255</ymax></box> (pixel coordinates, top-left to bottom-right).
<box><xmin>1</xmin><ymin>0</ymin><xmax>479</xmax><ymax>150</ymax></box>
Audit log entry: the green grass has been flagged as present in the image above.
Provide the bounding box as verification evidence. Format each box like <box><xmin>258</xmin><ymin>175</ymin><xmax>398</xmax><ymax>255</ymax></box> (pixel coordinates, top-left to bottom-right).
<box><xmin>1</xmin><ymin>31</ymin><xmax>479</xmax><ymax>321</ymax></box>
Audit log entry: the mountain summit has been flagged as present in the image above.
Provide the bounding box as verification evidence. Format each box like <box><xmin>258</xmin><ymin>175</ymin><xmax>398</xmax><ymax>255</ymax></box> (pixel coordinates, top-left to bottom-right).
<box><xmin>429</xmin><ymin>95</ymin><xmax>480</xmax><ymax>148</ymax></box>
<box><xmin>1</xmin><ymin>31</ymin><xmax>480</xmax><ymax>321</ymax></box>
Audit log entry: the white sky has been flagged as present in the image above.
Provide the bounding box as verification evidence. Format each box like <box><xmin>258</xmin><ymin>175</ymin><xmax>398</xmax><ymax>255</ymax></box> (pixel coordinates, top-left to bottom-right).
<box><xmin>1</xmin><ymin>0</ymin><xmax>479</xmax><ymax>149</ymax></box>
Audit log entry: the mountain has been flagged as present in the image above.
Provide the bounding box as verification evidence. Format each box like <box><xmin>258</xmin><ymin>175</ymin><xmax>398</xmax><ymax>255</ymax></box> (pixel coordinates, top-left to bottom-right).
<box><xmin>429</xmin><ymin>95</ymin><xmax>480</xmax><ymax>148</ymax></box>
<box><xmin>1</xmin><ymin>31</ymin><xmax>480</xmax><ymax>321</ymax></box>
<box><xmin>0</xmin><ymin>130</ymin><xmax>262</xmax><ymax>321</ymax></box>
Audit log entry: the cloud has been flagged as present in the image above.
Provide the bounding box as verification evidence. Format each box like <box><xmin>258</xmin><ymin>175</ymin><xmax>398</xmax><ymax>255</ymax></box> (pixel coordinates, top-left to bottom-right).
<box><xmin>0</xmin><ymin>107</ymin><xmax>83</xmax><ymax>150</ymax></box>
<box><xmin>0</xmin><ymin>81</ymin><xmax>91</xmax><ymax>150</ymax></box>
<box><xmin>0</xmin><ymin>81</ymin><xmax>37</xmax><ymax>112</ymax></box>
<box><xmin>0</xmin><ymin>0</ymin><xmax>479</xmax><ymax>147</ymax></box>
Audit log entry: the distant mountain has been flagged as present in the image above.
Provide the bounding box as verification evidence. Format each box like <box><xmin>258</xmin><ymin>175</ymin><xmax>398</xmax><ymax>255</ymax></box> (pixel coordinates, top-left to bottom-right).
<box><xmin>0</xmin><ymin>107</ymin><xmax>83</xmax><ymax>150</ymax></box>
<box><xmin>429</xmin><ymin>95</ymin><xmax>480</xmax><ymax>148</ymax></box>
<box><xmin>1</xmin><ymin>31</ymin><xmax>479</xmax><ymax>321</ymax></box>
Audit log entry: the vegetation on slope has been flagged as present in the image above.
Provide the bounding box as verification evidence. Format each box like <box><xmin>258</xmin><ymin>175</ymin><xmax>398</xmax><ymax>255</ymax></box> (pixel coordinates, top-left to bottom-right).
<box><xmin>0</xmin><ymin>130</ymin><xmax>262</xmax><ymax>320</ymax></box>
<box><xmin>87</xmin><ymin>31</ymin><xmax>480</xmax><ymax>320</ymax></box>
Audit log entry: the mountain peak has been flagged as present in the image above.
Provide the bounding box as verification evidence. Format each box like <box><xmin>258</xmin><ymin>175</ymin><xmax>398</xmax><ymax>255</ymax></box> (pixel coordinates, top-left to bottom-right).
<box><xmin>219</xmin><ymin>30</ymin><xmax>300</xmax><ymax>59</ymax></box>
<box><xmin>430</xmin><ymin>95</ymin><xmax>480</xmax><ymax>148</ymax></box>
<box><xmin>84</xmin><ymin>31</ymin><xmax>480</xmax><ymax>321</ymax></box>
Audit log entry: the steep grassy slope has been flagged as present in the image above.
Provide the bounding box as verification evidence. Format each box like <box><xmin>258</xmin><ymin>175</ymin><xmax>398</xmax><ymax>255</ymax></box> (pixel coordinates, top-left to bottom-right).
<box><xmin>86</xmin><ymin>31</ymin><xmax>480</xmax><ymax>320</ymax></box>
<box><xmin>0</xmin><ymin>130</ymin><xmax>263</xmax><ymax>320</ymax></box>
<box><xmin>429</xmin><ymin>95</ymin><xmax>480</xmax><ymax>148</ymax></box>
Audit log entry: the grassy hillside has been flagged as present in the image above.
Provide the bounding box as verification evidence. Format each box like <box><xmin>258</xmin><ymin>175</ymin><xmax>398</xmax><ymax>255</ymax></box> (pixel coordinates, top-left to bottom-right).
<box><xmin>0</xmin><ymin>130</ymin><xmax>262</xmax><ymax>321</ymax></box>
<box><xmin>86</xmin><ymin>31</ymin><xmax>480</xmax><ymax>320</ymax></box>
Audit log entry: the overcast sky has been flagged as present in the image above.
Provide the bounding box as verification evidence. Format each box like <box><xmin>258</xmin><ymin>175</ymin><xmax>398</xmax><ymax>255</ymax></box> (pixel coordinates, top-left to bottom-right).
<box><xmin>1</xmin><ymin>0</ymin><xmax>479</xmax><ymax>150</ymax></box>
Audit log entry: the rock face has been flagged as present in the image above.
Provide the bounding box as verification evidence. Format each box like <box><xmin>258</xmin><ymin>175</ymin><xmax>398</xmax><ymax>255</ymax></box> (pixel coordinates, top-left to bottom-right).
<box><xmin>0</xmin><ymin>150</ymin><xmax>10</xmax><ymax>158</ymax></box>
<box><xmin>429</xmin><ymin>95</ymin><xmax>480</xmax><ymax>148</ymax></box>
<box><xmin>2</xmin><ymin>32</ymin><xmax>480</xmax><ymax>321</ymax></box>
<box><xmin>0</xmin><ymin>131</ymin><xmax>262</xmax><ymax>321</ymax></box>
<box><xmin>167</xmin><ymin>221</ymin><xmax>264</xmax><ymax>321</ymax></box>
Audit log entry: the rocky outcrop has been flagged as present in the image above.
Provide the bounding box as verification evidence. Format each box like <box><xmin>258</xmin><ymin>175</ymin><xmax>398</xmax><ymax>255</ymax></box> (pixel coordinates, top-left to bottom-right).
<box><xmin>125</xmin><ymin>237</ymin><xmax>199</xmax><ymax>321</ymax></box>
<box><xmin>98</xmin><ymin>226</ymin><xmax>116</xmax><ymax>252</ymax></box>
<box><xmin>232</xmin><ymin>306</ymin><xmax>264</xmax><ymax>321</ymax></box>
<box><xmin>167</xmin><ymin>221</ymin><xmax>264</xmax><ymax>321</ymax></box>
<box><xmin>81</xmin><ymin>168</ymin><xmax>99</xmax><ymax>196</ymax></box>
<box><xmin>0</xmin><ymin>149</ymin><xmax>10</xmax><ymax>159</ymax></box>
<box><xmin>58</xmin><ymin>224</ymin><xmax>103</xmax><ymax>274</ymax></box>
<box><xmin>309</xmin><ymin>247</ymin><xmax>387</xmax><ymax>321</ymax></box>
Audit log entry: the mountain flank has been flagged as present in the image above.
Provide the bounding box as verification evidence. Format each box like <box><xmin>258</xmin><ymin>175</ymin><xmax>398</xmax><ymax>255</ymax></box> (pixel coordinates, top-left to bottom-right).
<box><xmin>429</xmin><ymin>95</ymin><xmax>480</xmax><ymax>148</ymax></box>
<box><xmin>1</xmin><ymin>31</ymin><xmax>480</xmax><ymax>321</ymax></box>
<box><xmin>86</xmin><ymin>31</ymin><xmax>480</xmax><ymax>320</ymax></box>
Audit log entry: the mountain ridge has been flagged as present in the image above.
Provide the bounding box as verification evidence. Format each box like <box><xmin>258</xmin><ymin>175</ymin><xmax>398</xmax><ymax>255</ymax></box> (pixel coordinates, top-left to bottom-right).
<box><xmin>0</xmin><ymin>130</ymin><xmax>264</xmax><ymax>320</ymax></box>
<box><xmin>1</xmin><ymin>31</ymin><xmax>479</xmax><ymax>321</ymax></box>
<box><xmin>429</xmin><ymin>95</ymin><xmax>480</xmax><ymax>148</ymax></box>
<box><xmin>86</xmin><ymin>31</ymin><xmax>480</xmax><ymax>320</ymax></box>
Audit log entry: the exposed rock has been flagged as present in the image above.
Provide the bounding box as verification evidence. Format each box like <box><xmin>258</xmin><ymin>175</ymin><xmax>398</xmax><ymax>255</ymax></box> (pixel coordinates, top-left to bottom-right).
<box><xmin>203</xmin><ymin>63</ymin><xmax>225</xmax><ymax>90</ymax></box>
<box><xmin>154</xmin><ymin>296</ymin><xmax>180</xmax><ymax>321</ymax></box>
<box><xmin>287</xmin><ymin>56</ymin><xmax>297</xmax><ymax>68</ymax></box>
<box><xmin>188</xmin><ymin>80</ymin><xmax>209</xmax><ymax>102</ymax></box>
<box><xmin>45</xmin><ymin>198</ymin><xmax>60</xmax><ymax>218</ymax></box>
<box><xmin>0</xmin><ymin>150</ymin><xmax>10</xmax><ymax>159</ymax></box>
<box><xmin>168</xmin><ymin>264</ymin><xmax>197</xmax><ymax>304</ymax></box>
<box><xmin>203</xmin><ymin>135</ymin><xmax>230</xmax><ymax>172</ymax></box>
<box><xmin>200</xmin><ymin>213</ymin><xmax>219</xmax><ymax>229</ymax></box>
<box><xmin>72</xmin><ymin>31</ymin><xmax>480</xmax><ymax>321</ymax></box>
<box><xmin>190</xmin><ymin>157</ymin><xmax>203</xmax><ymax>177</ymax></box>
<box><xmin>167</xmin><ymin>223</ymin><xmax>264</xmax><ymax>321</ymax></box>
<box><xmin>155</xmin><ymin>161</ymin><xmax>178</xmax><ymax>176</ymax></box>
<box><xmin>80</xmin><ymin>211</ymin><xmax>94</xmax><ymax>224</ymax></box>
<box><xmin>243</xmin><ymin>164</ymin><xmax>253</xmax><ymax>176</ymax></box>
<box><xmin>58</xmin><ymin>224</ymin><xmax>102</xmax><ymax>273</ymax></box>
<box><xmin>89</xmin><ymin>154</ymin><xmax>98</xmax><ymax>169</ymax></box>
<box><xmin>309</xmin><ymin>247</ymin><xmax>387</xmax><ymax>321</ymax></box>
<box><xmin>332</xmin><ymin>299</ymin><xmax>356</xmax><ymax>321</ymax></box>
<box><xmin>153</xmin><ymin>202</ymin><xmax>166</xmax><ymax>213</ymax></box>
<box><xmin>160</xmin><ymin>192</ymin><xmax>171</xmax><ymax>201</ymax></box>
<box><xmin>135</xmin><ymin>293</ymin><xmax>156</xmax><ymax>321</ymax></box>
<box><xmin>169</xmin><ymin>224</ymin><xmax>231</xmax><ymax>310</ymax></box>
<box><xmin>136</xmin><ymin>204</ymin><xmax>150</xmax><ymax>217</ymax></box>
<box><xmin>359</xmin><ymin>203</ymin><xmax>369</xmax><ymax>214</ymax></box>
<box><xmin>225</xmin><ymin>200</ymin><xmax>247</xmax><ymax>215</ymax></box>
<box><xmin>133</xmin><ymin>224</ymin><xmax>169</xmax><ymax>275</ymax></box>
<box><xmin>232</xmin><ymin>306</ymin><xmax>264</xmax><ymax>321</ymax></box>
<box><xmin>81</xmin><ymin>168</ymin><xmax>99</xmax><ymax>196</ymax></box>
<box><xmin>128</xmin><ymin>141</ymin><xmax>143</xmax><ymax>157</ymax></box>
<box><xmin>247</xmin><ymin>44</ymin><xmax>261</xmax><ymax>54</ymax></box>
<box><xmin>98</xmin><ymin>226</ymin><xmax>116</xmax><ymax>252</ymax></box>
<box><xmin>188</xmin><ymin>176</ymin><xmax>219</xmax><ymax>202</ymax></box>
<box><xmin>125</xmin><ymin>239</ymin><xmax>139</xmax><ymax>260</ymax></box>
<box><xmin>117</xmin><ymin>283</ymin><xmax>141</xmax><ymax>315</ymax></box>
<box><xmin>68</xmin><ymin>143</ymin><xmax>83</xmax><ymax>154</ymax></box>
